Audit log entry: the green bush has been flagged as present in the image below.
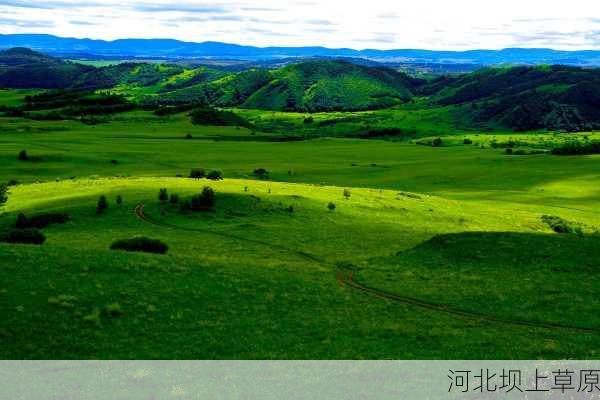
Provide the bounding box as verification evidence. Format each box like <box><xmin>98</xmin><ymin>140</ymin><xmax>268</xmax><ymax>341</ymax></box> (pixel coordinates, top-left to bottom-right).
<box><xmin>190</xmin><ymin>186</ymin><xmax>215</xmax><ymax>211</ymax></box>
<box><xmin>158</xmin><ymin>188</ymin><xmax>169</xmax><ymax>202</ymax></box>
<box><xmin>1</xmin><ymin>228</ymin><xmax>46</xmax><ymax>245</ymax></box>
<box><xmin>463</xmin><ymin>138</ymin><xmax>473</xmax><ymax>144</ymax></box>
<box><xmin>15</xmin><ymin>212</ymin><xmax>70</xmax><ymax>229</ymax></box>
<box><xmin>328</xmin><ymin>202</ymin><xmax>336</xmax><ymax>211</ymax></box>
<box><xmin>96</xmin><ymin>195</ymin><xmax>108</xmax><ymax>214</ymax></box>
<box><xmin>432</xmin><ymin>138</ymin><xmax>443</xmax><ymax>147</ymax></box>
<box><xmin>169</xmin><ymin>193</ymin><xmax>179</xmax><ymax>205</ymax></box>
<box><xmin>189</xmin><ymin>108</ymin><xmax>251</xmax><ymax>127</ymax></box>
<box><xmin>253</xmin><ymin>168</ymin><xmax>269</xmax><ymax>180</ymax></box>
<box><xmin>206</xmin><ymin>170</ymin><xmax>223</xmax><ymax>181</ymax></box>
<box><xmin>551</xmin><ymin>141</ymin><xmax>600</xmax><ymax>156</ymax></box>
<box><xmin>541</xmin><ymin>215</ymin><xmax>582</xmax><ymax>234</ymax></box>
<box><xmin>0</xmin><ymin>183</ymin><xmax>7</xmax><ymax>206</ymax></box>
<box><xmin>343</xmin><ymin>189</ymin><xmax>351</xmax><ymax>199</ymax></box>
<box><xmin>116</xmin><ymin>195</ymin><xmax>123</xmax><ymax>206</ymax></box>
<box><xmin>110</xmin><ymin>237</ymin><xmax>168</xmax><ymax>254</ymax></box>
<box><xmin>18</xmin><ymin>150</ymin><xmax>28</xmax><ymax>161</ymax></box>
<box><xmin>189</xmin><ymin>168</ymin><xmax>205</xmax><ymax>179</ymax></box>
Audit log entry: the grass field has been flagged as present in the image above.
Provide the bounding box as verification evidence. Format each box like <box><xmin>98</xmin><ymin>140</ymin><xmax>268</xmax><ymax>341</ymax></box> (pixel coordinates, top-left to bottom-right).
<box><xmin>1</xmin><ymin>90</ymin><xmax>599</xmax><ymax>359</ymax></box>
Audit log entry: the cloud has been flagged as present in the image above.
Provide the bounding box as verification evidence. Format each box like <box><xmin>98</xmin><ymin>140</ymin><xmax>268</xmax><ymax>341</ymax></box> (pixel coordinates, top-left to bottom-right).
<box><xmin>0</xmin><ymin>0</ymin><xmax>112</xmax><ymax>9</ymax></box>
<box><xmin>0</xmin><ymin>17</ymin><xmax>54</xmax><ymax>27</ymax></box>
<box><xmin>131</xmin><ymin>2</ymin><xmax>226</xmax><ymax>14</ymax></box>
<box><xmin>69</xmin><ymin>20</ymin><xmax>100</xmax><ymax>25</ymax></box>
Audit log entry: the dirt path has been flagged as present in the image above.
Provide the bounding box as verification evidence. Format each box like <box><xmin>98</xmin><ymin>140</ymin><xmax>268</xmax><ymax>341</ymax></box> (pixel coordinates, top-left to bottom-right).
<box><xmin>134</xmin><ymin>203</ymin><xmax>598</xmax><ymax>334</ymax></box>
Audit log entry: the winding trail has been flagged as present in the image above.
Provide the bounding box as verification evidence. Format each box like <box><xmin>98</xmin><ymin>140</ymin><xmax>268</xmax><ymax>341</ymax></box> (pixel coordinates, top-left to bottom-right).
<box><xmin>134</xmin><ymin>203</ymin><xmax>599</xmax><ymax>335</ymax></box>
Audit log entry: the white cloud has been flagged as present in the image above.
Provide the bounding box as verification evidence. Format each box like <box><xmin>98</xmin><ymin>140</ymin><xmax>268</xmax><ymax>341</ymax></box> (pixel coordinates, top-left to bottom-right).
<box><xmin>0</xmin><ymin>0</ymin><xmax>598</xmax><ymax>50</ymax></box>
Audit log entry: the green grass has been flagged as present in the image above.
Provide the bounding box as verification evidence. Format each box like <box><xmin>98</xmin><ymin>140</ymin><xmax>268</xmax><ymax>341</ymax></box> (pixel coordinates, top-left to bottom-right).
<box><xmin>1</xmin><ymin>94</ymin><xmax>600</xmax><ymax>359</ymax></box>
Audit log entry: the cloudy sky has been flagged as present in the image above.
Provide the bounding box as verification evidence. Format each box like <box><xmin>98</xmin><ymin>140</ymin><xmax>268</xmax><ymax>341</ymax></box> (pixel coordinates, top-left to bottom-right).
<box><xmin>0</xmin><ymin>0</ymin><xmax>598</xmax><ymax>50</ymax></box>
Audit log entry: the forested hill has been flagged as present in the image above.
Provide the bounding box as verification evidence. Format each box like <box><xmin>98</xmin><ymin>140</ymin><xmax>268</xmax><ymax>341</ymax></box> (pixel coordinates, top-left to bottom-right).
<box><xmin>0</xmin><ymin>47</ymin><xmax>93</xmax><ymax>88</ymax></box>
<box><xmin>2</xmin><ymin>47</ymin><xmax>600</xmax><ymax>131</ymax></box>
<box><xmin>423</xmin><ymin>65</ymin><xmax>600</xmax><ymax>131</ymax></box>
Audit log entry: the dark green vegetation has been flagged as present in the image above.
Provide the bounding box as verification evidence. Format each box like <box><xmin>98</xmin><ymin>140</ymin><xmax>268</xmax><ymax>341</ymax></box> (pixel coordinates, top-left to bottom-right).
<box><xmin>110</xmin><ymin>237</ymin><xmax>168</xmax><ymax>254</ymax></box>
<box><xmin>0</xmin><ymin>52</ymin><xmax>599</xmax><ymax>359</ymax></box>
<box><xmin>427</xmin><ymin>66</ymin><xmax>600</xmax><ymax>131</ymax></box>
<box><xmin>3</xmin><ymin>47</ymin><xmax>600</xmax><ymax>132</ymax></box>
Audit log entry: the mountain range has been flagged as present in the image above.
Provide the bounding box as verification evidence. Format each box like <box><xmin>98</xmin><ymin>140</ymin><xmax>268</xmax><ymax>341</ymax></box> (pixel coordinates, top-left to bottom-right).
<box><xmin>2</xmin><ymin>34</ymin><xmax>600</xmax><ymax>66</ymax></box>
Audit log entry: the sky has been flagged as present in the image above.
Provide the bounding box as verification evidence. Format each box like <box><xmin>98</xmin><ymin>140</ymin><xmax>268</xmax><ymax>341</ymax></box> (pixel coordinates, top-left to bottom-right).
<box><xmin>0</xmin><ymin>0</ymin><xmax>598</xmax><ymax>50</ymax></box>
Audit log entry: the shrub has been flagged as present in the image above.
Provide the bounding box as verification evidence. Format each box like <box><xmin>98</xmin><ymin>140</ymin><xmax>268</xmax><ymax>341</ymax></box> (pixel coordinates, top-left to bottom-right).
<box><xmin>0</xmin><ymin>228</ymin><xmax>46</xmax><ymax>245</ymax></box>
<box><xmin>0</xmin><ymin>183</ymin><xmax>7</xmax><ymax>206</ymax></box>
<box><xmin>304</xmin><ymin>116</ymin><xmax>314</xmax><ymax>124</ymax></box>
<box><xmin>541</xmin><ymin>215</ymin><xmax>582</xmax><ymax>235</ymax></box>
<box><xmin>158</xmin><ymin>188</ymin><xmax>169</xmax><ymax>202</ymax></box>
<box><xmin>343</xmin><ymin>189</ymin><xmax>351</xmax><ymax>199</ymax></box>
<box><xmin>96</xmin><ymin>195</ymin><xmax>108</xmax><ymax>214</ymax></box>
<box><xmin>7</xmin><ymin>179</ymin><xmax>19</xmax><ymax>186</ymax></box>
<box><xmin>206</xmin><ymin>170</ymin><xmax>223</xmax><ymax>181</ymax></box>
<box><xmin>432</xmin><ymin>138</ymin><xmax>443</xmax><ymax>147</ymax></box>
<box><xmin>110</xmin><ymin>237</ymin><xmax>168</xmax><ymax>254</ymax></box>
<box><xmin>116</xmin><ymin>195</ymin><xmax>123</xmax><ymax>206</ymax></box>
<box><xmin>328</xmin><ymin>202</ymin><xmax>336</xmax><ymax>211</ymax></box>
<box><xmin>505</xmin><ymin>148</ymin><xmax>513</xmax><ymax>155</ymax></box>
<box><xmin>169</xmin><ymin>193</ymin><xmax>179</xmax><ymax>205</ymax></box>
<box><xmin>18</xmin><ymin>150</ymin><xmax>28</xmax><ymax>161</ymax></box>
<box><xmin>190</xmin><ymin>108</ymin><xmax>251</xmax><ymax>127</ymax></box>
<box><xmin>15</xmin><ymin>212</ymin><xmax>70</xmax><ymax>229</ymax></box>
<box><xmin>189</xmin><ymin>168</ymin><xmax>205</xmax><ymax>179</ymax></box>
<box><xmin>463</xmin><ymin>138</ymin><xmax>473</xmax><ymax>144</ymax></box>
<box><xmin>253</xmin><ymin>168</ymin><xmax>269</xmax><ymax>180</ymax></box>
<box><xmin>551</xmin><ymin>141</ymin><xmax>600</xmax><ymax>156</ymax></box>
<box><xmin>179</xmin><ymin>199</ymin><xmax>191</xmax><ymax>212</ymax></box>
<box><xmin>15</xmin><ymin>213</ymin><xmax>28</xmax><ymax>229</ymax></box>
<box><xmin>110</xmin><ymin>159</ymin><xmax>118</xmax><ymax>164</ymax></box>
<box><xmin>190</xmin><ymin>186</ymin><xmax>215</xmax><ymax>211</ymax></box>
<box><xmin>185</xmin><ymin>133</ymin><xmax>193</xmax><ymax>139</ymax></box>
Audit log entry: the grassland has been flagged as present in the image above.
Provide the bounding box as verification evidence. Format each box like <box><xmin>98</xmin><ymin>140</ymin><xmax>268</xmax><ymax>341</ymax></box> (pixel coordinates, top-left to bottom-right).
<box><xmin>1</xmin><ymin>89</ymin><xmax>599</xmax><ymax>359</ymax></box>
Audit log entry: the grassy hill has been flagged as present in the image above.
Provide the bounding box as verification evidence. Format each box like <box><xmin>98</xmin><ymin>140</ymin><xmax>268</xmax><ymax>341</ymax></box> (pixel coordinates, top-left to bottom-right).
<box><xmin>0</xmin><ymin>48</ymin><xmax>93</xmax><ymax>89</ymax></box>
<box><xmin>425</xmin><ymin>65</ymin><xmax>600</xmax><ymax>131</ymax></box>
<box><xmin>240</xmin><ymin>60</ymin><xmax>423</xmax><ymax>112</ymax></box>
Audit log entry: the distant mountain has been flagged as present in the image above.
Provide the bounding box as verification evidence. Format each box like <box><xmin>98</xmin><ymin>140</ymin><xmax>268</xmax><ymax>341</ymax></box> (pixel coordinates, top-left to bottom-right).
<box><xmin>425</xmin><ymin>65</ymin><xmax>600</xmax><ymax>131</ymax></box>
<box><xmin>0</xmin><ymin>47</ymin><xmax>92</xmax><ymax>88</ymax></box>
<box><xmin>2</xmin><ymin>34</ymin><xmax>600</xmax><ymax>66</ymax></box>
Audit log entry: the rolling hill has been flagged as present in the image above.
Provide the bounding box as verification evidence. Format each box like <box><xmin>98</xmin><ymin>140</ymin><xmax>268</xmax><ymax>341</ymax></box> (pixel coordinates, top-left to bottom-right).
<box><xmin>0</xmin><ymin>47</ymin><xmax>93</xmax><ymax>89</ymax></box>
<box><xmin>424</xmin><ymin>65</ymin><xmax>600</xmax><ymax>131</ymax></box>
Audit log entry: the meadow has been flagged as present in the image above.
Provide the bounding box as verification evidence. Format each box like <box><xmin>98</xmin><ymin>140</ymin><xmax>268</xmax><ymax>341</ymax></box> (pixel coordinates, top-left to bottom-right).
<box><xmin>0</xmin><ymin>89</ymin><xmax>599</xmax><ymax>359</ymax></box>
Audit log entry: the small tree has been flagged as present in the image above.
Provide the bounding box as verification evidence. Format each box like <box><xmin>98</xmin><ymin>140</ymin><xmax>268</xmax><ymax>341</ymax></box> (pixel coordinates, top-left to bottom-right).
<box><xmin>0</xmin><ymin>183</ymin><xmax>7</xmax><ymax>207</ymax></box>
<box><xmin>15</xmin><ymin>213</ymin><xmax>29</xmax><ymax>229</ymax></box>
<box><xmin>189</xmin><ymin>168</ymin><xmax>205</xmax><ymax>179</ymax></box>
<box><xmin>190</xmin><ymin>186</ymin><xmax>215</xmax><ymax>210</ymax></box>
<box><xmin>116</xmin><ymin>195</ymin><xmax>123</xmax><ymax>206</ymax></box>
<box><xmin>18</xmin><ymin>150</ymin><xmax>28</xmax><ymax>161</ymax></box>
<box><xmin>169</xmin><ymin>193</ymin><xmax>179</xmax><ymax>205</ymax></box>
<box><xmin>253</xmin><ymin>168</ymin><xmax>269</xmax><ymax>180</ymax></box>
<box><xmin>328</xmin><ymin>202</ymin><xmax>336</xmax><ymax>212</ymax></box>
<box><xmin>96</xmin><ymin>195</ymin><xmax>108</xmax><ymax>214</ymax></box>
<box><xmin>206</xmin><ymin>170</ymin><xmax>223</xmax><ymax>181</ymax></box>
<box><xmin>158</xmin><ymin>188</ymin><xmax>169</xmax><ymax>202</ymax></box>
<box><xmin>343</xmin><ymin>189</ymin><xmax>351</xmax><ymax>200</ymax></box>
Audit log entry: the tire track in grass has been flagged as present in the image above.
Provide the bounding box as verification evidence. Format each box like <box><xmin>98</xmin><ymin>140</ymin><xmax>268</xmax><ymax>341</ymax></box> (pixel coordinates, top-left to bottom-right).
<box><xmin>134</xmin><ymin>203</ymin><xmax>322</xmax><ymax>263</ymax></box>
<box><xmin>336</xmin><ymin>270</ymin><xmax>599</xmax><ymax>334</ymax></box>
<box><xmin>135</xmin><ymin>203</ymin><xmax>598</xmax><ymax>334</ymax></box>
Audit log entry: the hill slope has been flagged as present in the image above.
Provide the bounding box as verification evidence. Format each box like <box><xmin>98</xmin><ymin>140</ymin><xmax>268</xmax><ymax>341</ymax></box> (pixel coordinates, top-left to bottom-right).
<box><xmin>425</xmin><ymin>65</ymin><xmax>600</xmax><ymax>131</ymax></box>
<box><xmin>0</xmin><ymin>47</ymin><xmax>93</xmax><ymax>89</ymax></box>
